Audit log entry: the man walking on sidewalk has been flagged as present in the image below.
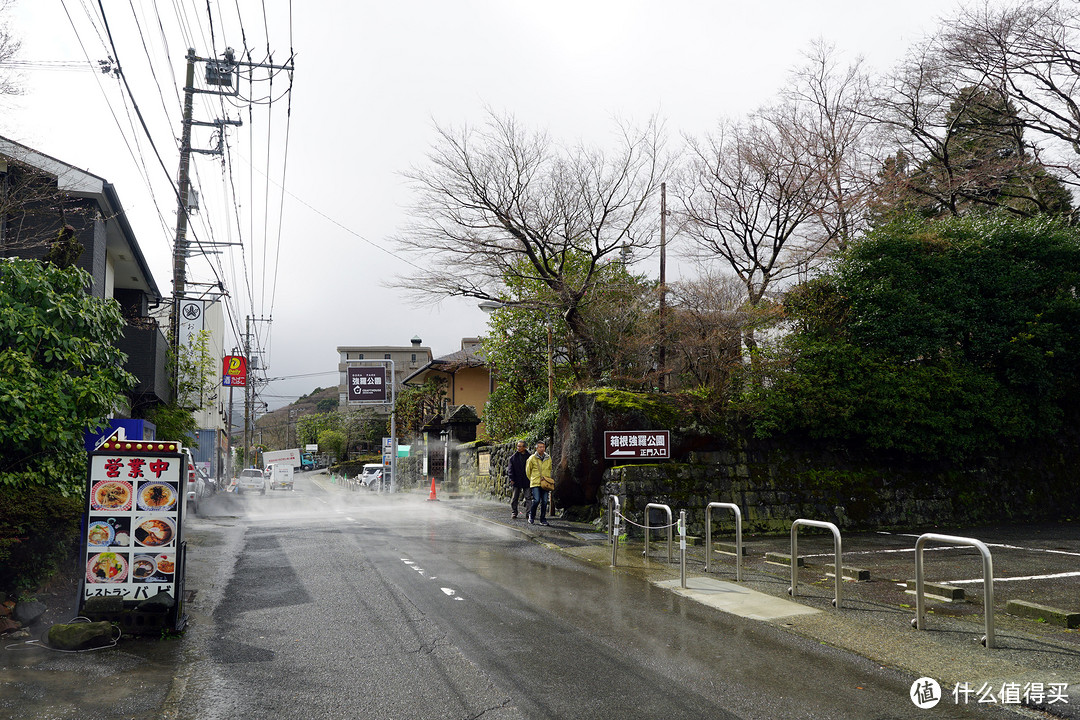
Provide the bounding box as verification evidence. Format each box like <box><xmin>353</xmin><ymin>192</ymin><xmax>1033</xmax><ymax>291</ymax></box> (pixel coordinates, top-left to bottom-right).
<box><xmin>507</xmin><ymin>440</ymin><xmax>529</xmax><ymax>519</ymax></box>
<box><xmin>526</xmin><ymin>441</ymin><xmax>553</xmax><ymax>526</ymax></box>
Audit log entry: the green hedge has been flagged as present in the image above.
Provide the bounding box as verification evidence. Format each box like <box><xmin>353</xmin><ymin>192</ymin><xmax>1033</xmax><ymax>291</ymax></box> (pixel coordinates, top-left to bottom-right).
<box><xmin>0</xmin><ymin>486</ymin><xmax>83</xmax><ymax>593</ymax></box>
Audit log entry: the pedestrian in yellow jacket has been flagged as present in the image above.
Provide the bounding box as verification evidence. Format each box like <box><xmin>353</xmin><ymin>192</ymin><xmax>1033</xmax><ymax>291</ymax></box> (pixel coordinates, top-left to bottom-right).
<box><xmin>525</xmin><ymin>441</ymin><xmax>553</xmax><ymax>526</ymax></box>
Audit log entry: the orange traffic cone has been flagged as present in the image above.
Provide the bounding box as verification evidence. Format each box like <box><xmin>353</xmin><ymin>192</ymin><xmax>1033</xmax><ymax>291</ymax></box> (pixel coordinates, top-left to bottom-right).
<box><xmin>427</xmin><ymin>476</ymin><xmax>439</xmax><ymax>501</ymax></box>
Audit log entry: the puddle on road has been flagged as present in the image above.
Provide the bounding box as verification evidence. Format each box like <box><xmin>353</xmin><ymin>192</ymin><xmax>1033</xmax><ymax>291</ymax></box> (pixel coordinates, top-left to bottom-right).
<box><xmin>0</xmin><ymin>641</ymin><xmax>182</xmax><ymax>720</ymax></box>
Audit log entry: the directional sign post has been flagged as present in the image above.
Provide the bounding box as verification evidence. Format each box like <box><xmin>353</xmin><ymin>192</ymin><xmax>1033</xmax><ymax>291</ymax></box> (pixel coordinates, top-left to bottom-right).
<box><xmin>347</xmin><ymin>366</ymin><xmax>387</xmax><ymax>403</ymax></box>
<box><xmin>347</xmin><ymin>361</ymin><xmax>396</xmax><ymax>492</ymax></box>
<box><xmin>604</xmin><ymin>430</ymin><xmax>671</xmax><ymax>460</ymax></box>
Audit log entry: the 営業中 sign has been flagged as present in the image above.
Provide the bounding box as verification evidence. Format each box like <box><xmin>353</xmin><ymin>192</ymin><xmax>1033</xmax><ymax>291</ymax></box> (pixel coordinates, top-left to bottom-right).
<box><xmin>80</xmin><ymin>441</ymin><xmax>186</xmax><ymax>605</ymax></box>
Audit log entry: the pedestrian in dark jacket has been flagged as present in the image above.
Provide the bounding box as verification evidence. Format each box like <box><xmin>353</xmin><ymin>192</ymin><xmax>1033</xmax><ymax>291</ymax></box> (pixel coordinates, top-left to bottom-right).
<box><xmin>507</xmin><ymin>440</ymin><xmax>530</xmax><ymax>519</ymax></box>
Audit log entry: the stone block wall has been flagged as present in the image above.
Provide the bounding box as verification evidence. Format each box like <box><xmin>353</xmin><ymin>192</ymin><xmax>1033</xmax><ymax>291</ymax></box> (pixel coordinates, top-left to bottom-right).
<box><xmin>603</xmin><ymin>442</ymin><xmax>1078</xmax><ymax>537</ymax></box>
<box><xmin>453</xmin><ymin>441</ymin><xmax>519</xmax><ymax>497</ymax></box>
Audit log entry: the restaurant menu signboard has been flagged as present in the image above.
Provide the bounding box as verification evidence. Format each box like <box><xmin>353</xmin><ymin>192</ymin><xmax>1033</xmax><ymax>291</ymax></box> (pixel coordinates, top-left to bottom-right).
<box><xmin>80</xmin><ymin>440</ymin><xmax>185</xmax><ymax>603</ymax></box>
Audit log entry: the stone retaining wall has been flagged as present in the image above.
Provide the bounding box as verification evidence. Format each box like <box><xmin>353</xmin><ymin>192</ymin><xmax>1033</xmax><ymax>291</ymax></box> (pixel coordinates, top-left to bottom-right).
<box><xmin>603</xmin><ymin>442</ymin><xmax>1076</xmax><ymax>537</ymax></box>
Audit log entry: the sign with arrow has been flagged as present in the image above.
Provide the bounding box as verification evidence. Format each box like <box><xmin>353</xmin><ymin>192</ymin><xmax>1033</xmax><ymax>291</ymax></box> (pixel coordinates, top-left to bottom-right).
<box><xmin>604</xmin><ymin>430</ymin><xmax>670</xmax><ymax>460</ymax></box>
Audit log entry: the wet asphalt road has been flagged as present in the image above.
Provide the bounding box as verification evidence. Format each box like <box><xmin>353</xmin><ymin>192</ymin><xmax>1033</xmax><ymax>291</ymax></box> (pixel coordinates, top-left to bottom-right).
<box><xmin>164</xmin><ymin>474</ymin><xmax>1030</xmax><ymax>720</ymax></box>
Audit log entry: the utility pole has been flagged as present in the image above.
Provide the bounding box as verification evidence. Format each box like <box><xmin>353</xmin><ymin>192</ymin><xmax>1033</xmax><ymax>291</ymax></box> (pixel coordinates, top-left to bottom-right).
<box><xmin>658</xmin><ymin>182</ymin><xmax>668</xmax><ymax>393</ymax></box>
<box><xmin>243</xmin><ymin>315</ymin><xmax>252</xmax><ymax>467</ymax></box>
<box><xmin>170</xmin><ymin>49</ymin><xmax>242</xmax><ymax>393</ymax></box>
<box><xmin>243</xmin><ymin>315</ymin><xmax>272</xmax><ymax>468</ymax></box>
<box><xmin>169</xmin><ymin>47</ymin><xmax>292</xmax><ymax>396</ymax></box>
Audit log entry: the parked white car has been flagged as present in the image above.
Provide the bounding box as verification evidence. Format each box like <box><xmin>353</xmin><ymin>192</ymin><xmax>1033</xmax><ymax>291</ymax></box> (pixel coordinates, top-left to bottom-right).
<box><xmin>236</xmin><ymin>468</ymin><xmax>267</xmax><ymax>495</ymax></box>
<box><xmin>184</xmin><ymin>449</ymin><xmax>201</xmax><ymax>514</ymax></box>
<box><xmin>359</xmin><ymin>463</ymin><xmax>387</xmax><ymax>489</ymax></box>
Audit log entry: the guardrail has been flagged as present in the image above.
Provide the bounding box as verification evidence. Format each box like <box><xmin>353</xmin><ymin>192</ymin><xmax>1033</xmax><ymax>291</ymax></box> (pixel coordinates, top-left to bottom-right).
<box><xmin>789</xmin><ymin>519</ymin><xmax>843</xmax><ymax>609</ymax></box>
<box><xmin>705</xmin><ymin>502</ymin><xmax>742</xmax><ymax>582</ymax></box>
<box><xmin>608</xmin><ymin>495</ymin><xmax>621</xmax><ymax>567</ymax></box>
<box><xmin>912</xmin><ymin>533</ymin><xmax>995</xmax><ymax>648</ymax></box>
<box><xmin>644</xmin><ymin>503</ymin><xmax>673</xmax><ymax>562</ymax></box>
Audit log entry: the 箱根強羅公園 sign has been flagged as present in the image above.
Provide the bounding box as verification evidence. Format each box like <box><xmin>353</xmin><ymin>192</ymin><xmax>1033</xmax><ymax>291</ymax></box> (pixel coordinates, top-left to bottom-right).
<box><xmin>604</xmin><ymin>430</ymin><xmax>670</xmax><ymax>460</ymax></box>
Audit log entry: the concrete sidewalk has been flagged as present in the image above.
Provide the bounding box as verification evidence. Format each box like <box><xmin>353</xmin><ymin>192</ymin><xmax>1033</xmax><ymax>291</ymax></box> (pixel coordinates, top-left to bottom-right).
<box><xmin>446</xmin><ymin>495</ymin><xmax>1080</xmax><ymax>719</ymax></box>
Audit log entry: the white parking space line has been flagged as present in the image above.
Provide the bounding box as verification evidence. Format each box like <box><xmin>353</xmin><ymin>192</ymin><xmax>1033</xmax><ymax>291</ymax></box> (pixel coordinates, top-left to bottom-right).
<box><xmin>802</xmin><ymin>546</ymin><xmax>969</xmax><ymax>558</ymax></box>
<box><xmin>945</xmin><ymin>570</ymin><xmax>1080</xmax><ymax>584</ymax></box>
<box><xmin>986</xmin><ymin>542</ymin><xmax>1080</xmax><ymax>558</ymax></box>
<box><xmin>806</xmin><ymin>538</ymin><xmax>1080</xmax><ymax>559</ymax></box>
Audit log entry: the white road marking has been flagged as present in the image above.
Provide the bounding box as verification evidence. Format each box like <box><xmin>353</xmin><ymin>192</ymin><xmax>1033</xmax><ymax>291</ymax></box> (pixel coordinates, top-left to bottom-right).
<box><xmin>945</xmin><ymin>570</ymin><xmax>1080</xmax><ymax>584</ymax></box>
<box><xmin>802</xmin><ymin>546</ymin><xmax>970</xmax><ymax>558</ymax></box>
<box><xmin>805</xmin><ymin>541</ymin><xmax>1080</xmax><ymax>559</ymax></box>
<box><xmin>985</xmin><ymin>542</ymin><xmax>1080</xmax><ymax>558</ymax></box>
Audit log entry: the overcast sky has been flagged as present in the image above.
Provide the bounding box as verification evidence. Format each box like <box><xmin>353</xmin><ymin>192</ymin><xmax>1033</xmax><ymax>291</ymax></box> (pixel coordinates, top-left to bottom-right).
<box><xmin>1</xmin><ymin>0</ymin><xmax>986</xmax><ymax>409</ymax></box>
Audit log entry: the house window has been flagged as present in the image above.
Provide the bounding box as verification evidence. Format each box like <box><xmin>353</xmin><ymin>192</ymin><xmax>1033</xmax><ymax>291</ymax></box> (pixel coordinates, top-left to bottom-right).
<box><xmin>384</xmin><ymin>353</ymin><xmax>390</xmax><ymax>359</ymax></box>
<box><xmin>358</xmin><ymin>353</ymin><xmax>364</xmax><ymax>359</ymax></box>
<box><xmin>411</xmin><ymin>354</ymin><xmax>416</xmax><ymax>361</ymax></box>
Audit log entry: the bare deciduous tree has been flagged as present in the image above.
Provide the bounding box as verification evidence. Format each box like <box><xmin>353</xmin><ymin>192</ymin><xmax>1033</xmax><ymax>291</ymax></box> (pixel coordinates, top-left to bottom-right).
<box><xmin>664</xmin><ymin>272</ymin><xmax>747</xmax><ymax>394</ymax></box>
<box><xmin>867</xmin><ymin>5</ymin><xmax>1076</xmax><ymax>220</ymax></box>
<box><xmin>1</xmin><ymin>144</ymin><xmax>95</xmax><ymax>254</ymax></box>
<box><xmin>944</xmin><ymin>1</ymin><xmax>1080</xmax><ymax>166</ymax></box>
<box><xmin>0</xmin><ymin>0</ymin><xmax>20</xmax><ymax>97</ymax></box>
<box><xmin>396</xmin><ymin>112</ymin><xmax>664</xmax><ymax>382</ymax></box>
<box><xmin>676</xmin><ymin>113</ymin><xmax>825</xmax><ymax>307</ymax></box>
<box><xmin>778</xmin><ymin>41</ymin><xmax>875</xmax><ymax>251</ymax></box>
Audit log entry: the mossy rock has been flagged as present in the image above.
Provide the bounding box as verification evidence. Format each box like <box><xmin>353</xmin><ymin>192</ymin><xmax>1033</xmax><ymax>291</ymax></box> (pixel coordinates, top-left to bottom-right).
<box><xmin>48</xmin><ymin>621</ymin><xmax>114</xmax><ymax>650</ymax></box>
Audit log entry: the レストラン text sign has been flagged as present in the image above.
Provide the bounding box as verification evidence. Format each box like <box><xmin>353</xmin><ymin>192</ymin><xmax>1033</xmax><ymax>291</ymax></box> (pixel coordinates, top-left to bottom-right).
<box><xmin>604</xmin><ymin>430</ymin><xmax>670</xmax><ymax>459</ymax></box>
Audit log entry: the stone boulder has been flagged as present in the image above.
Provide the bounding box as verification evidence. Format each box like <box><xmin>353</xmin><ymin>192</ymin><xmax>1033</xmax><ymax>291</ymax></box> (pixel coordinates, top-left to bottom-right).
<box><xmin>13</xmin><ymin>599</ymin><xmax>46</xmax><ymax>626</ymax></box>
<box><xmin>552</xmin><ymin>389</ymin><xmax>719</xmax><ymax>507</ymax></box>
<box><xmin>47</xmin><ymin>621</ymin><xmax>115</xmax><ymax>650</ymax></box>
<box><xmin>136</xmin><ymin>590</ymin><xmax>175</xmax><ymax>612</ymax></box>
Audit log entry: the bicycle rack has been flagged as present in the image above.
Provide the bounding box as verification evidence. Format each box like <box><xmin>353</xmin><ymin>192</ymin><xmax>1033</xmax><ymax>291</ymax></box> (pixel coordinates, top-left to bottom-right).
<box><xmin>679</xmin><ymin>510</ymin><xmax>687</xmax><ymax>589</ymax></box>
<box><xmin>608</xmin><ymin>495</ymin><xmax>621</xmax><ymax>567</ymax></box>
<box><xmin>644</xmin><ymin>503</ymin><xmax>673</xmax><ymax>562</ymax></box>
<box><xmin>789</xmin><ymin>519</ymin><xmax>843</xmax><ymax>609</ymax></box>
<box><xmin>705</xmin><ymin>502</ymin><xmax>742</xmax><ymax>582</ymax></box>
<box><xmin>912</xmin><ymin>533</ymin><xmax>995</xmax><ymax>648</ymax></box>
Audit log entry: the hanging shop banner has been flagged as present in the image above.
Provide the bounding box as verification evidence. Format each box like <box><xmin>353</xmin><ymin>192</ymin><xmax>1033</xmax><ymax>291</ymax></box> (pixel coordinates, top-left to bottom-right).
<box><xmin>80</xmin><ymin>440</ymin><xmax>186</xmax><ymax>604</ymax></box>
<box><xmin>178</xmin><ymin>300</ymin><xmax>204</xmax><ymax>349</ymax></box>
<box><xmin>347</xmin><ymin>366</ymin><xmax>387</xmax><ymax>403</ymax></box>
<box><xmin>222</xmin><ymin>355</ymin><xmax>247</xmax><ymax>387</ymax></box>
<box><xmin>603</xmin><ymin>430</ymin><xmax>671</xmax><ymax>459</ymax></box>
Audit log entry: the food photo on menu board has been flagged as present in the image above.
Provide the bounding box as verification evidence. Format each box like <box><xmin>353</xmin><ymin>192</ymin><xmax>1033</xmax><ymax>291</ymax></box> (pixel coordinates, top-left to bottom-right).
<box><xmin>131</xmin><ymin>552</ymin><xmax>175</xmax><ymax>583</ymax></box>
<box><xmin>137</xmin><ymin>480</ymin><xmax>177</xmax><ymax>511</ymax></box>
<box><xmin>86</xmin><ymin>551</ymin><xmax>129</xmax><ymax>584</ymax></box>
<box><xmin>86</xmin><ymin>517</ymin><xmax>132</xmax><ymax>548</ymax></box>
<box><xmin>133</xmin><ymin>515</ymin><xmax>176</xmax><ymax>548</ymax></box>
<box><xmin>90</xmin><ymin>480</ymin><xmax>133</xmax><ymax>512</ymax></box>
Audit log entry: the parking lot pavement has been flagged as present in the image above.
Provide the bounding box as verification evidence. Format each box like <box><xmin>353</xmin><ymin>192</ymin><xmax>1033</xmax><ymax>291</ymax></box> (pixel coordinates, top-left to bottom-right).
<box><xmin>447</xmin><ymin>497</ymin><xmax>1080</xmax><ymax>717</ymax></box>
<box><xmin>728</xmin><ymin>523</ymin><xmax>1080</xmax><ymax>633</ymax></box>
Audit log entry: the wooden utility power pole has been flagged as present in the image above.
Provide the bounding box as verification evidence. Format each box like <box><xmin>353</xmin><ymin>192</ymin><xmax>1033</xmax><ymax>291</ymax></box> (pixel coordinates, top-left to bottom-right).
<box><xmin>658</xmin><ymin>182</ymin><xmax>668</xmax><ymax>392</ymax></box>
<box><xmin>169</xmin><ymin>47</ymin><xmax>291</xmax><ymax>394</ymax></box>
